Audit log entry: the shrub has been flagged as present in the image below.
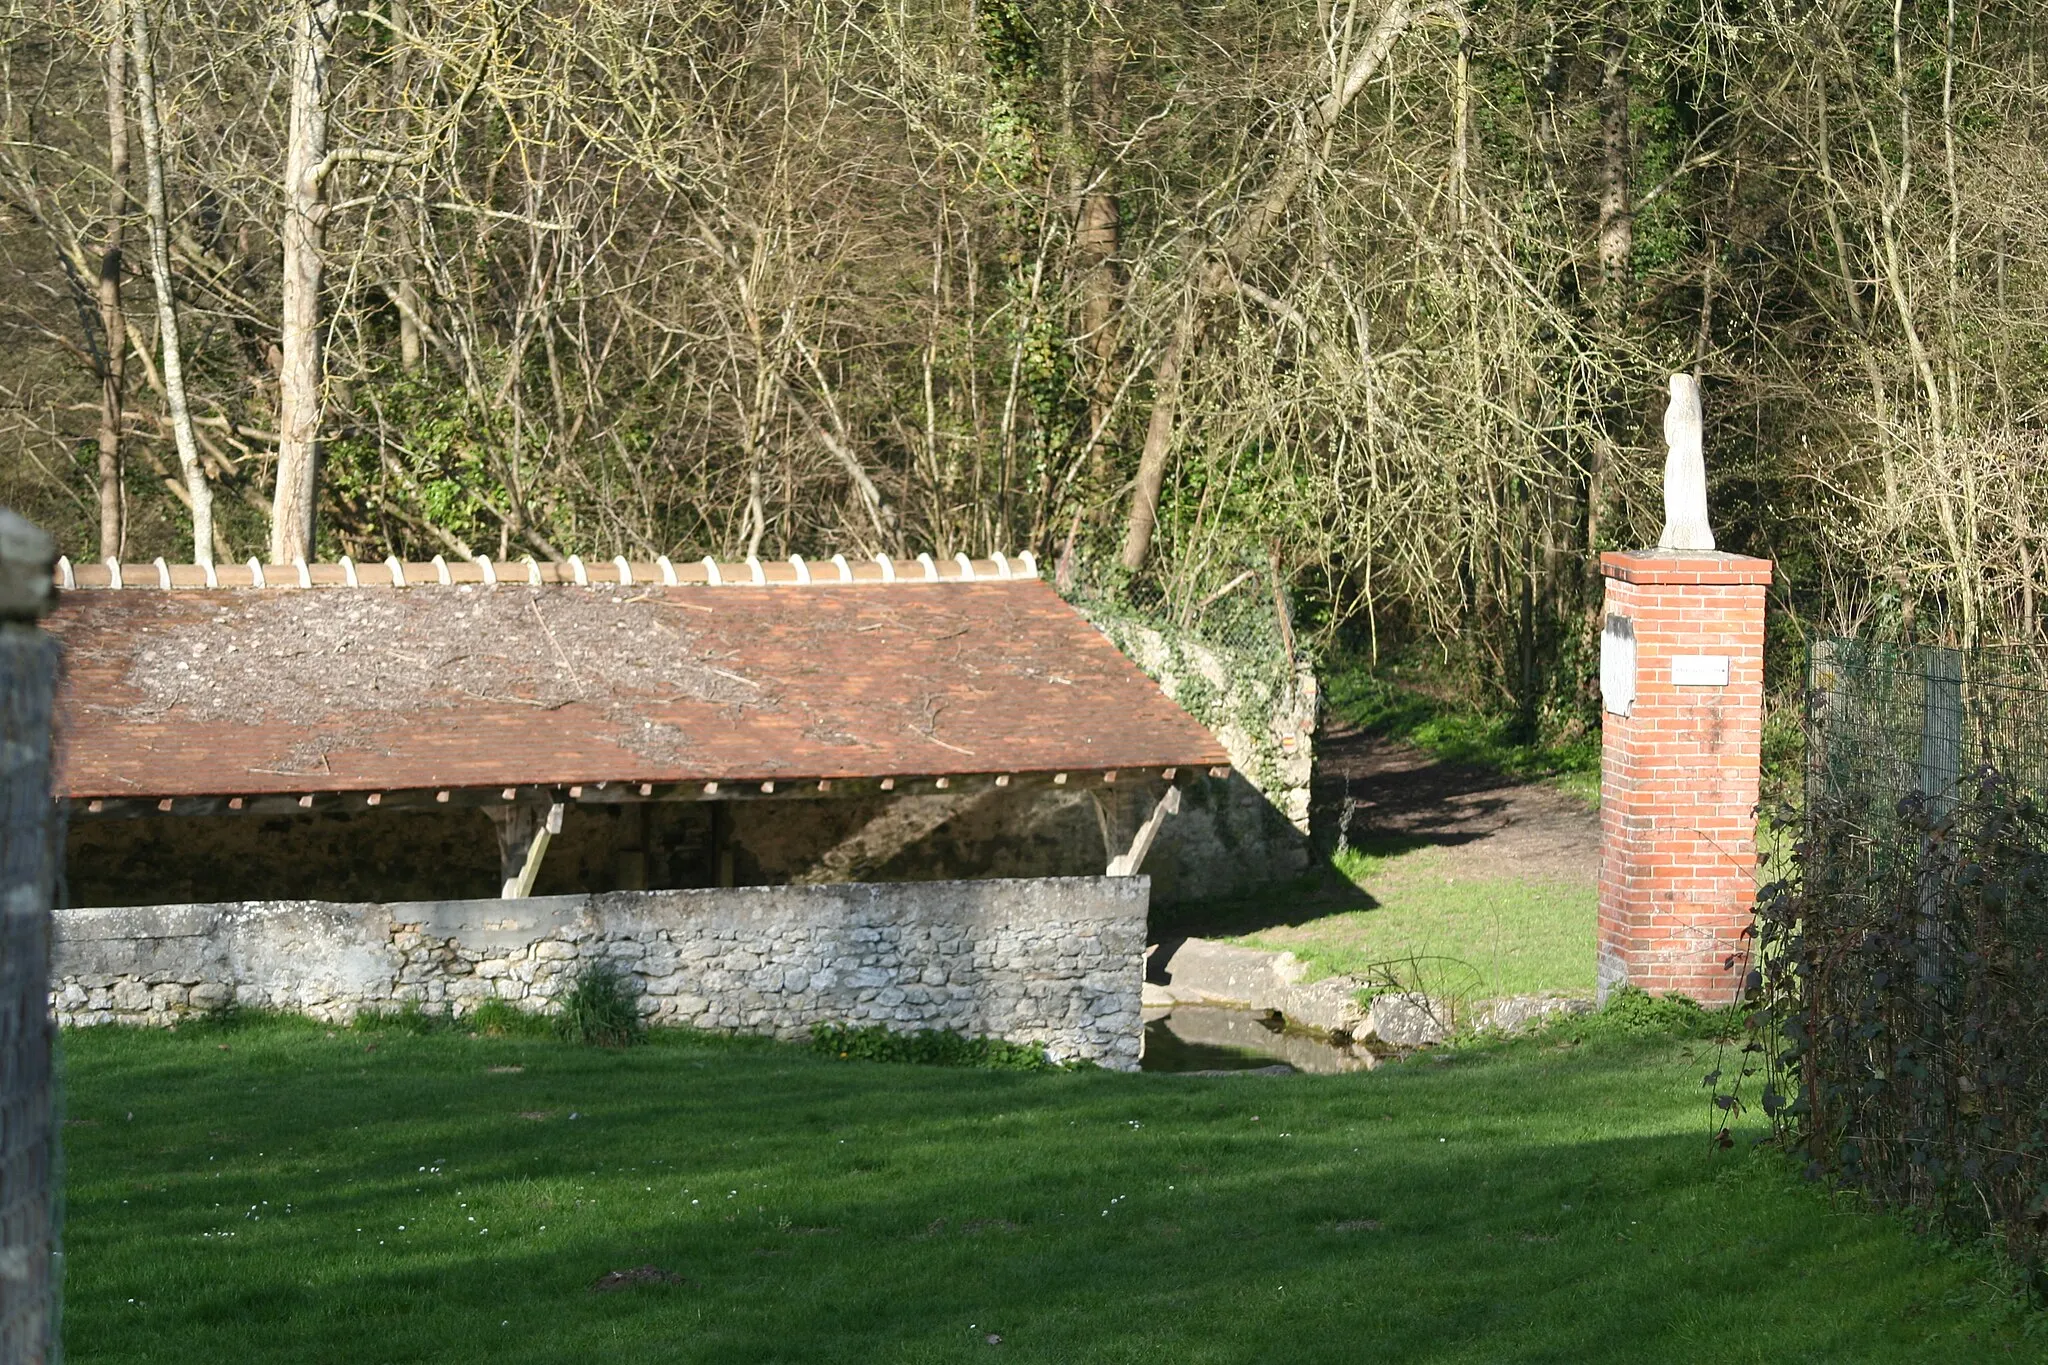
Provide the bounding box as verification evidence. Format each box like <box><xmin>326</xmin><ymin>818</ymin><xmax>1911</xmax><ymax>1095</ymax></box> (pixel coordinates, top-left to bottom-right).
<box><xmin>809</xmin><ymin>1023</ymin><xmax>1066</xmax><ymax>1071</ymax></box>
<box><xmin>1587</xmin><ymin>987</ymin><xmax>1734</xmax><ymax>1039</ymax></box>
<box><xmin>554</xmin><ymin>962</ymin><xmax>644</xmax><ymax>1047</ymax></box>
<box><xmin>1509</xmin><ymin>987</ymin><xmax>1740</xmax><ymax>1049</ymax></box>
<box><xmin>1752</xmin><ymin>765</ymin><xmax>2048</xmax><ymax>1274</ymax></box>
<box><xmin>183</xmin><ymin>1000</ymin><xmax>248</xmax><ymax>1034</ymax></box>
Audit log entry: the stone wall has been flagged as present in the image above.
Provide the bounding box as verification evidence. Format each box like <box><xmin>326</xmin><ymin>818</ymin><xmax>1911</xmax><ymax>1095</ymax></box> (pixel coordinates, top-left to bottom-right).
<box><xmin>1101</xmin><ymin>622</ymin><xmax>1315</xmax><ymax>831</ymax></box>
<box><xmin>51</xmin><ymin>877</ymin><xmax>1148</xmax><ymax>1069</ymax></box>
<box><xmin>1085</xmin><ymin>616</ymin><xmax>1314</xmax><ymax>893</ymax></box>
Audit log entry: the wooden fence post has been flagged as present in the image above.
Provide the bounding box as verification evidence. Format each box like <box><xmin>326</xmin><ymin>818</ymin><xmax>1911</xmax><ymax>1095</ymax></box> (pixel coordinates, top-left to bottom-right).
<box><xmin>0</xmin><ymin>508</ymin><xmax>59</xmax><ymax>1365</ymax></box>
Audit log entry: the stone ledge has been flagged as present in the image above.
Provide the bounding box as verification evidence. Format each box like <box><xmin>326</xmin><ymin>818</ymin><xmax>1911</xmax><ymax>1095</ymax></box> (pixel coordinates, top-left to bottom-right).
<box><xmin>1150</xmin><ymin>938</ymin><xmax>1593</xmax><ymax>1047</ymax></box>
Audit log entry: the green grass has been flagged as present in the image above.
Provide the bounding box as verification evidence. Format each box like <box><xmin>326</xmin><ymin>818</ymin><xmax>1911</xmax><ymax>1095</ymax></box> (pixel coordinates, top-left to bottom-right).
<box><xmin>1323</xmin><ymin>664</ymin><xmax>1601</xmax><ymax>807</ymax></box>
<box><xmin>1239</xmin><ymin>845</ymin><xmax>1597</xmax><ymax>999</ymax></box>
<box><xmin>1157</xmin><ymin>840</ymin><xmax>1597</xmax><ymax>1001</ymax></box>
<box><xmin>58</xmin><ymin>1017</ymin><xmax>2042</xmax><ymax>1363</ymax></box>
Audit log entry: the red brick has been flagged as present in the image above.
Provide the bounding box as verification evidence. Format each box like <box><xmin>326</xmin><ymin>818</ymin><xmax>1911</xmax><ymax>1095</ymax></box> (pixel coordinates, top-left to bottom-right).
<box><xmin>1598</xmin><ymin>552</ymin><xmax>1770</xmax><ymax>1005</ymax></box>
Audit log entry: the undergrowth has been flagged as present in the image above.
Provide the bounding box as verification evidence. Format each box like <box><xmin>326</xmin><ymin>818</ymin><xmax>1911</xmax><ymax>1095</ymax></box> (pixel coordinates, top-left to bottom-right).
<box><xmin>809</xmin><ymin>1023</ymin><xmax>1074</xmax><ymax>1071</ymax></box>
<box><xmin>1531</xmin><ymin>986</ymin><xmax>1741</xmax><ymax>1044</ymax></box>
<box><xmin>339</xmin><ymin>963</ymin><xmax>645</xmax><ymax>1046</ymax></box>
<box><xmin>551</xmin><ymin>963</ymin><xmax>644</xmax><ymax>1047</ymax></box>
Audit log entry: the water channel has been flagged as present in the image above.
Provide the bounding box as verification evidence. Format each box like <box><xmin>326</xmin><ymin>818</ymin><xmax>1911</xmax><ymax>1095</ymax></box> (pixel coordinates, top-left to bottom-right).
<box><xmin>1140</xmin><ymin>1005</ymin><xmax>1386</xmax><ymax>1074</ymax></box>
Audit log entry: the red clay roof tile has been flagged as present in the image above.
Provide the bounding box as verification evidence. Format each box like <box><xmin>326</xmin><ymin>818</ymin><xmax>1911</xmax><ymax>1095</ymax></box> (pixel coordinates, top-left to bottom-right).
<box><xmin>45</xmin><ymin>575</ymin><xmax>1228</xmax><ymax>800</ymax></box>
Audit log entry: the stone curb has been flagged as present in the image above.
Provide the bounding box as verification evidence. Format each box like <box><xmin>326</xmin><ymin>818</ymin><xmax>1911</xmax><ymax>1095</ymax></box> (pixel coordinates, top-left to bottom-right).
<box><xmin>1149</xmin><ymin>936</ymin><xmax>1594</xmax><ymax>1047</ymax></box>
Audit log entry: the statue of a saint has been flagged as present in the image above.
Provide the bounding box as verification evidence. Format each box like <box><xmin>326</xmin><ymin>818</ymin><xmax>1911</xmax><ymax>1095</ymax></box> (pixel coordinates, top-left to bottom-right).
<box><xmin>1658</xmin><ymin>373</ymin><xmax>1714</xmax><ymax>552</ymax></box>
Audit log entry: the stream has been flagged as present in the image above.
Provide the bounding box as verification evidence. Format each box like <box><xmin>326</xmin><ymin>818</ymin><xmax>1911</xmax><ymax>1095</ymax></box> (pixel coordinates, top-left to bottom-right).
<box><xmin>1140</xmin><ymin>1005</ymin><xmax>1386</xmax><ymax>1074</ymax></box>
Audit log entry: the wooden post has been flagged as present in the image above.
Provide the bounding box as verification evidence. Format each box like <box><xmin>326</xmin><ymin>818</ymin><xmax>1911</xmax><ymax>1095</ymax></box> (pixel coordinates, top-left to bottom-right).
<box><xmin>1915</xmin><ymin>646</ymin><xmax>1963</xmax><ymax>996</ymax></box>
<box><xmin>1108</xmin><ymin>786</ymin><xmax>1181</xmax><ymax>876</ymax></box>
<box><xmin>486</xmin><ymin>801</ymin><xmax>561</xmax><ymax>899</ymax></box>
<box><xmin>0</xmin><ymin>508</ymin><xmax>59</xmax><ymax>1362</ymax></box>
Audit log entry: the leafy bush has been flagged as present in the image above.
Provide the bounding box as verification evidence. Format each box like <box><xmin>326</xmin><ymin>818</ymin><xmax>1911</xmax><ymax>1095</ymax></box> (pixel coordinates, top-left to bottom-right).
<box><xmin>1476</xmin><ymin>987</ymin><xmax>1739</xmax><ymax>1050</ymax></box>
<box><xmin>554</xmin><ymin>963</ymin><xmax>644</xmax><ymax>1047</ymax></box>
<box><xmin>182</xmin><ymin>1000</ymin><xmax>250</xmax><ymax>1034</ymax></box>
<box><xmin>1585</xmin><ymin>987</ymin><xmax>1734</xmax><ymax>1040</ymax></box>
<box><xmin>809</xmin><ymin>1023</ymin><xmax>1067</xmax><ymax>1071</ymax></box>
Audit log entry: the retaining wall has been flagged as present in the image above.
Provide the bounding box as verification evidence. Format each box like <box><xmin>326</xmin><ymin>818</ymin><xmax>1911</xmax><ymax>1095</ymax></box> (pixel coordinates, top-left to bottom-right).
<box><xmin>51</xmin><ymin>877</ymin><xmax>1147</xmax><ymax>1069</ymax></box>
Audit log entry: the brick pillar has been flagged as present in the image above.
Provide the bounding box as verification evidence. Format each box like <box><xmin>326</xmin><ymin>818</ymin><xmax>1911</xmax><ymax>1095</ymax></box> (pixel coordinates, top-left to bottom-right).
<box><xmin>1597</xmin><ymin>550</ymin><xmax>1772</xmax><ymax>1005</ymax></box>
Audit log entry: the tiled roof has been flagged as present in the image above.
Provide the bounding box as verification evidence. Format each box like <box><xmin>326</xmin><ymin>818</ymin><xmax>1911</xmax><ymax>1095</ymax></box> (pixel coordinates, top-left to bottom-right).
<box><xmin>45</xmin><ymin>555</ymin><xmax>1229</xmax><ymax>804</ymax></box>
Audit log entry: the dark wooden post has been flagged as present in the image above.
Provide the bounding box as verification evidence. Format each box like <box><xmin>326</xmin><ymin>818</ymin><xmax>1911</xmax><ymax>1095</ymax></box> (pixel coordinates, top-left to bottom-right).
<box><xmin>0</xmin><ymin>508</ymin><xmax>59</xmax><ymax>1364</ymax></box>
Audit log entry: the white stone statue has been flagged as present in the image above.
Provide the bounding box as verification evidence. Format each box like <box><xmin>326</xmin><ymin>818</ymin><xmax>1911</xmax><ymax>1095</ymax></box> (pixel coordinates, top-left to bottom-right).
<box><xmin>1658</xmin><ymin>372</ymin><xmax>1714</xmax><ymax>552</ymax></box>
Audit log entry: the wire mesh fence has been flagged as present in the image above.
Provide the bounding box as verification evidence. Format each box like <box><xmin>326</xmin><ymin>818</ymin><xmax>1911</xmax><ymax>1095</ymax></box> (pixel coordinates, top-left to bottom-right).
<box><xmin>1</xmin><ymin>516</ymin><xmax>60</xmax><ymax>1364</ymax></box>
<box><xmin>1758</xmin><ymin>638</ymin><xmax>2048</xmax><ymax>1272</ymax></box>
<box><xmin>1807</xmin><ymin>639</ymin><xmax>2048</xmax><ymax>841</ymax></box>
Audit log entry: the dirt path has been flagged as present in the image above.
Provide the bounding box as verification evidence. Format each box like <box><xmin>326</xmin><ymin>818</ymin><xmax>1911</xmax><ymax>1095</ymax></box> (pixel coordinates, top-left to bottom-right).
<box><xmin>1311</xmin><ymin>718</ymin><xmax>1598</xmax><ymax>889</ymax></box>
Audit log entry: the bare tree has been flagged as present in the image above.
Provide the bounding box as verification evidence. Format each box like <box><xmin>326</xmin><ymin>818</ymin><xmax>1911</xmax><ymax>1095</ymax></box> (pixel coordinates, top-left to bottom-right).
<box><xmin>272</xmin><ymin>0</ymin><xmax>339</xmax><ymax>565</ymax></box>
<box><xmin>95</xmin><ymin>0</ymin><xmax>128</xmax><ymax>560</ymax></box>
<box><xmin>129</xmin><ymin>0</ymin><xmax>212</xmax><ymax>568</ymax></box>
<box><xmin>1119</xmin><ymin>0</ymin><xmax>1465</xmax><ymax>570</ymax></box>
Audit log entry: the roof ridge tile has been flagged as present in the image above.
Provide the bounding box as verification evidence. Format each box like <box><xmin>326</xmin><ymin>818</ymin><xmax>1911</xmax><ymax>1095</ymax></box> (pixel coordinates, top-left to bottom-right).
<box><xmin>50</xmin><ymin>552</ymin><xmax>1037</xmax><ymax>591</ymax></box>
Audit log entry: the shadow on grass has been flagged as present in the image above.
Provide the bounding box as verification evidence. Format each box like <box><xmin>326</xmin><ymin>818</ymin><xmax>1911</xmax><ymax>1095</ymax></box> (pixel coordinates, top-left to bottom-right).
<box><xmin>58</xmin><ymin>1025</ymin><xmax>2031</xmax><ymax>1364</ymax></box>
<box><xmin>1149</xmin><ymin>833</ymin><xmax>1447</xmax><ymax>944</ymax></box>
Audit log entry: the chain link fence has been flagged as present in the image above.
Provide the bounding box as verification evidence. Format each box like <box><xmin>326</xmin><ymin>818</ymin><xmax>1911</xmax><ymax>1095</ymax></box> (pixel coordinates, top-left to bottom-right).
<box><xmin>1757</xmin><ymin>638</ymin><xmax>2048</xmax><ymax>1271</ymax></box>
<box><xmin>1</xmin><ymin>510</ymin><xmax>60</xmax><ymax>1364</ymax></box>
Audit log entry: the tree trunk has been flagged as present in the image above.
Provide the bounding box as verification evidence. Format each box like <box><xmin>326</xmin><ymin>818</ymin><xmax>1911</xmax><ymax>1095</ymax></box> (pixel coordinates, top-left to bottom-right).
<box><xmin>389</xmin><ymin>1</ymin><xmax>423</xmax><ymax>375</ymax></box>
<box><xmin>1596</xmin><ymin>3</ymin><xmax>1633</xmax><ymax>298</ymax></box>
<box><xmin>1119</xmin><ymin>0</ymin><xmax>1449</xmax><ymax>571</ymax></box>
<box><xmin>130</xmin><ymin>0</ymin><xmax>213</xmax><ymax>568</ymax></box>
<box><xmin>1587</xmin><ymin>2</ymin><xmax>1632</xmax><ymax>562</ymax></box>
<box><xmin>96</xmin><ymin>1</ymin><xmax>129</xmax><ymax>562</ymax></box>
<box><xmin>272</xmin><ymin>0</ymin><xmax>338</xmax><ymax>566</ymax></box>
<box><xmin>1119</xmin><ymin>307</ymin><xmax>1189</xmax><ymax>570</ymax></box>
<box><xmin>396</xmin><ymin>278</ymin><xmax>423</xmax><ymax>372</ymax></box>
<box><xmin>1076</xmin><ymin>4</ymin><xmax>1123</xmax><ymax>458</ymax></box>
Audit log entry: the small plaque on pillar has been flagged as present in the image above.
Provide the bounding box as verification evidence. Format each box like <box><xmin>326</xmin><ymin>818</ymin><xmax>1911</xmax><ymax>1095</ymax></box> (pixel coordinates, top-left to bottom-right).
<box><xmin>1600</xmin><ymin>614</ymin><xmax>1637</xmax><ymax>717</ymax></box>
<box><xmin>1671</xmin><ymin>654</ymin><xmax>1731</xmax><ymax>687</ymax></box>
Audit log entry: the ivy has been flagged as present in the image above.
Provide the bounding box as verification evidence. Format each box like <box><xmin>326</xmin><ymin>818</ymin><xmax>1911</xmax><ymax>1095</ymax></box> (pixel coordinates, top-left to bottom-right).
<box><xmin>1077</xmin><ymin>594</ymin><xmax>1303</xmax><ymax>805</ymax></box>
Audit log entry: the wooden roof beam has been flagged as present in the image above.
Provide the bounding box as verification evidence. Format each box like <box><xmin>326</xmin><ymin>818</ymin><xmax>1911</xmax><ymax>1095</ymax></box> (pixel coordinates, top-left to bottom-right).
<box><xmin>65</xmin><ymin>766</ymin><xmax>1222</xmax><ymax>820</ymax></box>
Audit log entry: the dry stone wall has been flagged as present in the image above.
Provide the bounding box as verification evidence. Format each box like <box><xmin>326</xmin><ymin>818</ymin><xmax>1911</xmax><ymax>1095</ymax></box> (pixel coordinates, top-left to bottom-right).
<box><xmin>52</xmin><ymin>877</ymin><xmax>1147</xmax><ymax>1069</ymax></box>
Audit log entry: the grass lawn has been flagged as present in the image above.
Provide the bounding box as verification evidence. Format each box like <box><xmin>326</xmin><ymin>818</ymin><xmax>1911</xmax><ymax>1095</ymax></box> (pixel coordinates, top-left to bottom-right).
<box><xmin>1155</xmin><ymin>842</ymin><xmax>1597</xmax><ymax>1001</ymax></box>
<box><xmin>59</xmin><ymin>1017</ymin><xmax>2040</xmax><ymax>1363</ymax></box>
<box><xmin>1239</xmin><ymin>845</ymin><xmax>1595</xmax><ymax>999</ymax></box>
